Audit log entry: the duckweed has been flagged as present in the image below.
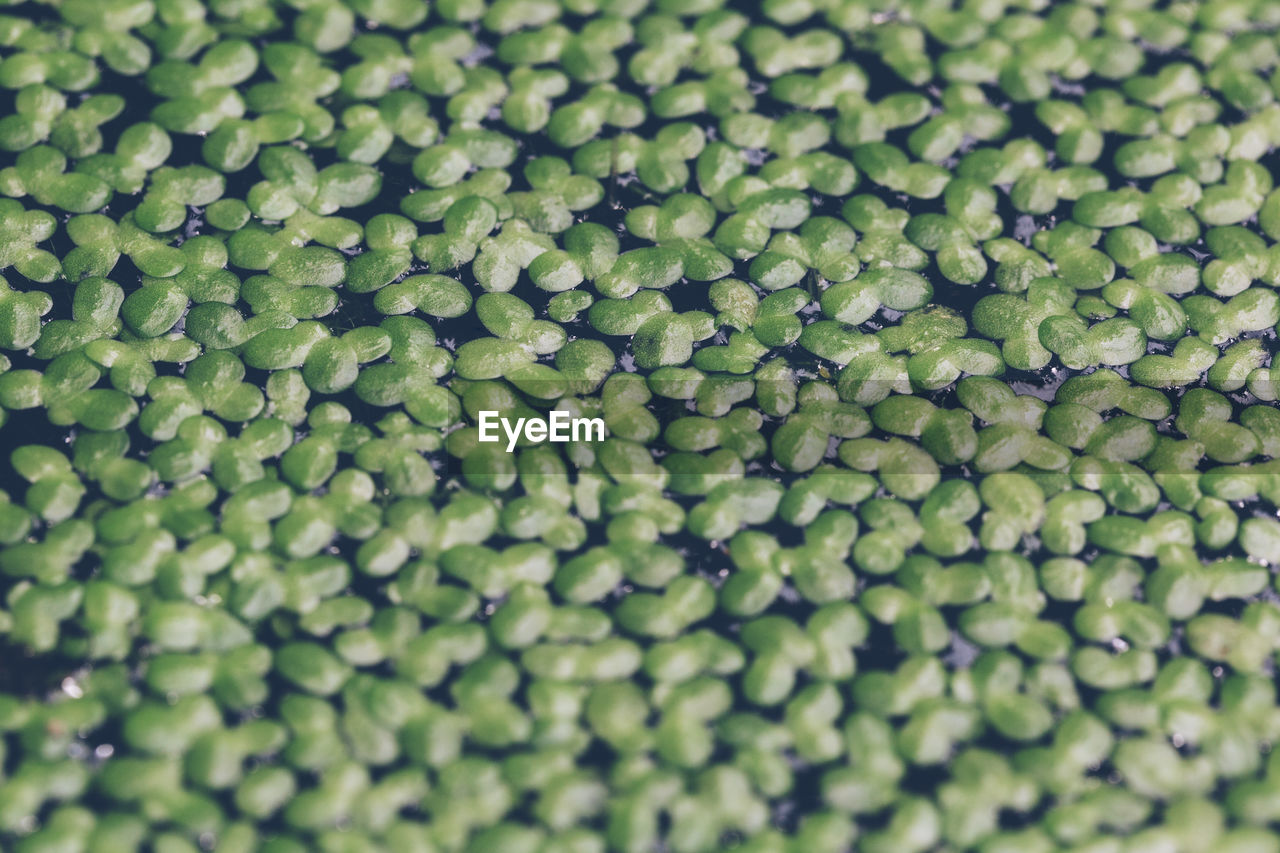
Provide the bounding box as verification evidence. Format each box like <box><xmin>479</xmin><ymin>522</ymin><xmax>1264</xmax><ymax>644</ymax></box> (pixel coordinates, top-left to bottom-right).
<box><xmin>3</xmin><ymin>1</ymin><xmax>1280</xmax><ymax>852</ymax></box>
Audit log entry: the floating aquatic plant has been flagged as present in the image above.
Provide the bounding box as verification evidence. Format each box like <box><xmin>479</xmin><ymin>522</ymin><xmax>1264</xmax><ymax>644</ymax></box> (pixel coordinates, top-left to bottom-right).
<box><xmin>1</xmin><ymin>1</ymin><xmax>1280</xmax><ymax>851</ymax></box>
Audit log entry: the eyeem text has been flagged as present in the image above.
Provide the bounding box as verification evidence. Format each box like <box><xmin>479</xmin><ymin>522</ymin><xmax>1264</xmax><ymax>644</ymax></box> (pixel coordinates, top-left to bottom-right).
<box><xmin>477</xmin><ymin>410</ymin><xmax>607</xmax><ymax>452</ymax></box>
